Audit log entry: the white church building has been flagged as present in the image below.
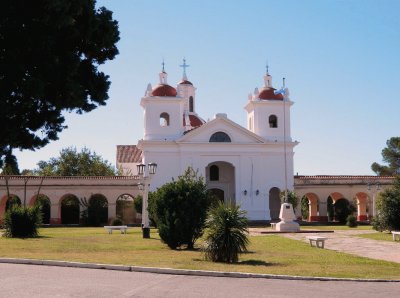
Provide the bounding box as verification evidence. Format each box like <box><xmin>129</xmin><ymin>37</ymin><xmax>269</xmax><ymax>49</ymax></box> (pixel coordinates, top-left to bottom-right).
<box><xmin>117</xmin><ymin>61</ymin><xmax>298</xmax><ymax>221</ymax></box>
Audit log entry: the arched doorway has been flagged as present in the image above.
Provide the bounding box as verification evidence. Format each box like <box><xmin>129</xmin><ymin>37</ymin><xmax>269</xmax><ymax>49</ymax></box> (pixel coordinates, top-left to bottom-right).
<box><xmin>86</xmin><ymin>194</ymin><xmax>108</xmax><ymax>226</ymax></box>
<box><xmin>206</xmin><ymin>161</ymin><xmax>235</xmax><ymax>205</ymax></box>
<box><xmin>269</xmin><ymin>187</ymin><xmax>281</xmax><ymax>220</ymax></box>
<box><xmin>60</xmin><ymin>194</ymin><xmax>80</xmax><ymax>224</ymax></box>
<box><xmin>209</xmin><ymin>188</ymin><xmax>224</xmax><ymax>204</ymax></box>
<box><xmin>33</xmin><ymin>195</ymin><xmax>51</xmax><ymax>224</ymax></box>
<box><xmin>116</xmin><ymin>194</ymin><xmax>136</xmax><ymax>224</ymax></box>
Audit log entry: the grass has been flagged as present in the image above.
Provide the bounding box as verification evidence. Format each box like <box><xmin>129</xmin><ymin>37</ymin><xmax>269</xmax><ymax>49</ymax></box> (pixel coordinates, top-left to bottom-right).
<box><xmin>300</xmin><ymin>225</ymin><xmax>373</xmax><ymax>231</ymax></box>
<box><xmin>1</xmin><ymin>227</ymin><xmax>400</xmax><ymax>279</ymax></box>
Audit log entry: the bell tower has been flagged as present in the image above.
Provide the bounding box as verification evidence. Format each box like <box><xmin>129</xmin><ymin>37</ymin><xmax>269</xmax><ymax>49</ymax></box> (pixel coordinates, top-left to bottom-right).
<box><xmin>141</xmin><ymin>62</ymin><xmax>185</xmax><ymax>141</ymax></box>
<box><xmin>244</xmin><ymin>66</ymin><xmax>293</xmax><ymax>143</ymax></box>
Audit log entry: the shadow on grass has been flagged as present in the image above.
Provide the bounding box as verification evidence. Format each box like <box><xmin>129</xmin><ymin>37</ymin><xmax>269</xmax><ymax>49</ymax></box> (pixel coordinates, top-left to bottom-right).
<box><xmin>238</xmin><ymin>259</ymin><xmax>276</xmax><ymax>267</ymax></box>
<box><xmin>192</xmin><ymin>258</ymin><xmax>278</xmax><ymax>267</ymax></box>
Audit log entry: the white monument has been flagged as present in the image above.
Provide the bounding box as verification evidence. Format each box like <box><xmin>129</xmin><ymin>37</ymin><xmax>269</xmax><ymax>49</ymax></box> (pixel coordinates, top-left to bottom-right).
<box><xmin>275</xmin><ymin>202</ymin><xmax>300</xmax><ymax>232</ymax></box>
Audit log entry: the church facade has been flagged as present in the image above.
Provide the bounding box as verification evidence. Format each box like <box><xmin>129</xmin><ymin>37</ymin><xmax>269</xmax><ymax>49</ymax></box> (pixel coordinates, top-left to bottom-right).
<box><xmin>118</xmin><ymin>62</ymin><xmax>298</xmax><ymax>221</ymax></box>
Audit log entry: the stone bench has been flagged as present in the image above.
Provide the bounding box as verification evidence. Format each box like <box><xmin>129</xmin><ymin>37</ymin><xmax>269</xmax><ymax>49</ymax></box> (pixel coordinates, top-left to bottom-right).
<box><xmin>306</xmin><ymin>236</ymin><xmax>328</xmax><ymax>248</ymax></box>
<box><xmin>104</xmin><ymin>226</ymin><xmax>128</xmax><ymax>234</ymax></box>
<box><xmin>392</xmin><ymin>231</ymin><xmax>400</xmax><ymax>241</ymax></box>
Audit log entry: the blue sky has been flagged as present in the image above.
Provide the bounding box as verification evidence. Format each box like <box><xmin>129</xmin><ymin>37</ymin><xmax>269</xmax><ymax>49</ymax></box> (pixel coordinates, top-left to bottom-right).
<box><xmin>15</xmin><ymin>0</ymin><xmax>400</xmax><ymax>175</ymax></box>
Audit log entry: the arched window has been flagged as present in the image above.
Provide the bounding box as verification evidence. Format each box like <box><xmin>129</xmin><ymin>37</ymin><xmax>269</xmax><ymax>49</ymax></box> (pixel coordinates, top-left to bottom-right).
<box><xmin>189</xmin><ymin>96</ymin><xmax>194</xmax><ymax>112</ymax></box>
<box><xmin>160</xmin><ymin>112</ymin><xmax>170</xmax><ymax>127</ymax></box>
<box><xmin>209</xmin><ymin>131</ymin><xmax>231</xmax><ymax>142</ymax></box>
<box><xmin>210</xmin><ymin>165</ymin><xmax>219</xmax><ymax>181</ymax></box>
<box><xmin>269</xmin><ymin>115</ymin><xmax>277</xmax><ymax>128</ymax></box>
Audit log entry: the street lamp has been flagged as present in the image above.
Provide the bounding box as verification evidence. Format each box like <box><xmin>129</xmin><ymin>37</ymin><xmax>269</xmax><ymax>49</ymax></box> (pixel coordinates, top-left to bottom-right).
<box><xmin>137</xmin><ymin>162</ymin><xmax>157</xmax><ymax>238</ymax></box>
<box><xmin>367</xmin><ymin>182</ymin><xmax>381</xmax><ymax>218</ymax></box>
<box><xmin>274</xmin><ymin>78</ymin><xmax>288</xmax><ymax>202</ymax></box>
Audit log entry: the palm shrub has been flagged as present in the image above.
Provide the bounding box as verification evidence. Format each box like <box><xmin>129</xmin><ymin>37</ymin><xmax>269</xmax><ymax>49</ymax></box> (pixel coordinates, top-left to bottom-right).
<box><xmin>203</xmin><ymin>202</ymin><xmax>249</xmax><ymax>263</ymax></box>
<box><xmin>3</xmin><ymin>205</ymin><xmax>42</xmax><ymax>238</ymax></box>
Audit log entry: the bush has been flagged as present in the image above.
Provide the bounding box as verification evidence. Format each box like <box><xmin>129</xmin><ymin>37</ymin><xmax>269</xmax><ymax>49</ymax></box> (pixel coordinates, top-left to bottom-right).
<box><xmin>133</xmin><ymin>194</ymin><xmax>143</xmax><ymax>214</ymax></box>
<box><xmin>346</xmin><ymin>215</ymin><xmax>358</xmax><ymax>227</ymax></box>
<box><xmin>301</xmin><ymin>196</ymin><xmax>309</xmax><ymax>220</ymax></box>
<box><xmin>373</xmin><ymin>177</ymin><xmax>400</xmax><ymax>231</ymax></box>
<box><xmin>3</xmin><ymin>205</ymin><xmax>42</xmax><ymax>238</ymax></box>
<box><xmin>280</xmin><ymin>190</ymin><xmax>299</xmax><ymax>211</ymax></box>
<box><xmin>334</xmin><ymin>199</ymin><xmax>356</xmax><ymax>223</ymax></box>
<box><xmin>111</xmin><ymin>217</ymin><xmax>123</xmax><ymax>226</ymax></box>
<box><xmin>150</xmin><ymin>167</ymin><xmax>212</xmax><ymax>249</ymax></box>
<box><xmin>203</xmin><ymin>202</ymin><xmax>249</xmax><ymax>263</ymax></box>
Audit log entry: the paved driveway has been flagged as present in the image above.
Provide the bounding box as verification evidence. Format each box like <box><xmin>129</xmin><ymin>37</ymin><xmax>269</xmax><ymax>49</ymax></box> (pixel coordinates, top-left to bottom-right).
<box><xmin>281</xmin><ymin>230</ymin><xmax>400</xmax><ymax>263</ymax></box>
<box><xmin>0</xmin><ymin>263</ymin><xmax>399</xmax><ymax>298</ymax></box>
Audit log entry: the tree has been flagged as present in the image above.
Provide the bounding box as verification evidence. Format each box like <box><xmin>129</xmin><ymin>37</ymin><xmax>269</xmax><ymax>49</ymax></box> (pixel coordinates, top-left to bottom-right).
<box><xmin>203</xmin><ymin>201</ymin><xmax>249</xmax><ymax>263</ymax></box>
<box><xmin>149</xmin><ymin>167</ymin><xmax>212</xmax><ymax>249</ymax></box>
<box><xmin>1</xmin><ymin>150</ymin><xmax>20</xmax><ymax>175</ymax></box>
<box><xmin>373</xmin><ymin>176</ymin><xmax>400</xmax><ymax>231</ymax></box>
<box><xmin>34</xmin><ymin>147</ymin><xmax>116</xmax><ymax>176</ymax></box>
<box><xmin>371</xmin><ymin>137</ymin><xmax>400</xmax><ymax>176</ymax></box>
<box><xmin>0</xmin><ymin>0</ymin><xmax>120</xmax><ymax>164</ymax></box>
<box><xmin>280</xmin><ymin>190</ymin><xmax>299</xmax><ymax>214</ymax></box>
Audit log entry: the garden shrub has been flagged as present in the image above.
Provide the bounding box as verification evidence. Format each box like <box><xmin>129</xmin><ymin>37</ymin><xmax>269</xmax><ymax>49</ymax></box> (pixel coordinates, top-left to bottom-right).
<box><xmin>346</xmin><ymin>215</ymin><xmax>358</xmax><ymax>227</ymax></box>
<box><xmin>301</xmin><ymin>196</ymin><xmax>309</xmax><ymax>220</ymax></box>
<box><xmin>3</xmin><ymin>205</ymin><xmax>42</xmax><ymax>238</ymax></box>
<box><xmin>150</xmin><ymin>167</ymin><xmax>212</xmax><ymax>249</ymax></box>
<box><xmin>203</xmin><ymin>201</ymin><xmax>249</xmax><ymax>263</ymax></box>
<box><xmin>373</xmin><ymin>177</ymin><xmax>400</xmax><ymax>231</ymax></box>
<box><xmin>111</xmin><ymin>217</ymin><xmax>123</xmax><ymax>226</ymax></box>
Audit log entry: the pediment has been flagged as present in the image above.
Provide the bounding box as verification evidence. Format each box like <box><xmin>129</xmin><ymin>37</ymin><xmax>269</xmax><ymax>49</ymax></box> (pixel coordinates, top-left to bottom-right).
<box><xmin>177</xmin><ymin>115</ymin><xmax>266</xmax><ymax>144</ymax></box>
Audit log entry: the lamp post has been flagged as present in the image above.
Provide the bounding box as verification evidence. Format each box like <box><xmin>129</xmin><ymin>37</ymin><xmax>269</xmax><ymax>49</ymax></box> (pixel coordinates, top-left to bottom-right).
<box><xmin>367</xmin><ymin>182</ymin><xmax>381</xmax><ymax>218</ymax></box>
<box><xmin>137</xmin><ymin>162</ymin><xmax>157</xmax><ymax>238</ymax></box>
<box><xmin>274</xmin><ymin>79</ymin><xmax>288</xmax><ymax>202</ymax></box>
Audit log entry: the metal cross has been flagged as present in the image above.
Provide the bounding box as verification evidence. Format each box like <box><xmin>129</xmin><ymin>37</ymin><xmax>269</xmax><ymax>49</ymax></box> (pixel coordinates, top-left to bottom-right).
<box><xmin>266</xmin><ymin>61</ymin><xmax>269</xmax><ymax>75</ymax></box>
<box><xmin>161</xmin><ymin>60</ymin><xmax>165</xmax><ymax>72</ymax></box>
<box><xmin>180</xmin><ymin>58</ymin><xmax>190</xmax><ymax>76</ymax></box>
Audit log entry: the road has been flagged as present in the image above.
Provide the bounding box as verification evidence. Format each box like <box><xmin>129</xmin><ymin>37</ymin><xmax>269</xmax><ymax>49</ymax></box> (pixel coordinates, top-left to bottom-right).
<box><xmin>0</xmin><ymin>263</ymin><xmax>398</xmax><ymax>297</ymax></box>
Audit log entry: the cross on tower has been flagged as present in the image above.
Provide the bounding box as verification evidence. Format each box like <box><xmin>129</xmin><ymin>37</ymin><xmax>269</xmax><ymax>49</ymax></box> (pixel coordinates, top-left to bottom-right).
<box><xmin>180</xmin><ymin>58</ymin><xmax>190</xmax><ymax>78</ymax></box>
<box><xmin>161</xmin><ymin>60</ymin><xmax>165</xmax><ymax>72</ymax></box>
<box><xmin>266</xmin><ymin>61</ymin><xmax>269</xmax><ymax>75</ymax></box>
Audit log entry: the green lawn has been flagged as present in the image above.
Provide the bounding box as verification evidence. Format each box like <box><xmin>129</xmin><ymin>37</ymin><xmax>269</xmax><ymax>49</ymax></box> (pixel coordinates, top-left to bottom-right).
<box><xmin>301</xmin><ymin>225</ymin><xmax>373</xmax><ymax>231</ymax></box>
<box><xmin>1</xmin><ymin>227</ymin><xmax>400</xmax><ymax>279</ymax></box>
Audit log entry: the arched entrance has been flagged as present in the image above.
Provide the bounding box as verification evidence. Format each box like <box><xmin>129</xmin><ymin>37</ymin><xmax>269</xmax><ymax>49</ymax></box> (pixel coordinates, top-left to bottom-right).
<box><xmin>60</xmin><ymin>194</ymin><xmax>80</xmax><ymax>224</ymax></box>
<box><xmin>206</xmin><ymin>161</ymin><xmax>235</xmax><ymax>205</ymax></box>
<box><xmin>86</xmin><ymin>194</ymin><xmax>108</xmax><ymax>226</ymax></box>
<box><xmin>209</xmin><ymin>188</ymin><xmax>224</xmax><ymax>204</ymax></box>
<box><xmin>116</xmin><ymin>194</ymin><xmax>136</xmax><ymax>224</ymax></box>
<box><xmin>269</xmin><ymin>187</ymin><xmax>281</xmax><ymax>220</ymax></box>
<box><xmin>32</xmin><ymin>194</ymin><xmax>51</xmax><ymax>224</ymax></box>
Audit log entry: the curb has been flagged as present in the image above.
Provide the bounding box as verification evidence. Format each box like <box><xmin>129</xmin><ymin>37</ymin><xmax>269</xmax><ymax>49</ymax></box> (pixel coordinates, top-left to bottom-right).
<box><xmin>1</xmin><ymin>258</ymin><xmax>399</xmax><ymax>282</ymax></box>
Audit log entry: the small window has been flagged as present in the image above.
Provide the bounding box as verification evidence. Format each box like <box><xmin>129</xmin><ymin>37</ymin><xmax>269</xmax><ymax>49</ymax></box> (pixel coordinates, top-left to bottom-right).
<box><xmin>189</xmin><ymin>96</ymin><xmax>194</xmax><ymax>112</ymax></box>
<box><xmin>160</xmin><ymin>112</ymin><xmax>170</xmax><ymax>127</ymax></box>
<box><xmin>210</xmin><ymin>131</ymin><xmax>231</xmax><ymax>142</ymax></box>
<box><xmin>269</xmin><ymin>115</ymin><xmax>277</xmax><ymax>128</ymax></box>
<box><xmin>210</xmin><ymin>165</ymin><xmax>219</xmax><ymax>181</ymax></box>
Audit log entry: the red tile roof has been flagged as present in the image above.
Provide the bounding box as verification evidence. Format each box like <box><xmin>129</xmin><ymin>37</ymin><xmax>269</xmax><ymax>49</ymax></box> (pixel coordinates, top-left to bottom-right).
<box><xmin>116</xmin><ymin>145</ymin><xmax>142</xmax><ymax>163</ymax></box>
<box><xmin>151</xmin><ymin>84</ymin><xmax>177</xmax><ymax>97</ymax></box>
